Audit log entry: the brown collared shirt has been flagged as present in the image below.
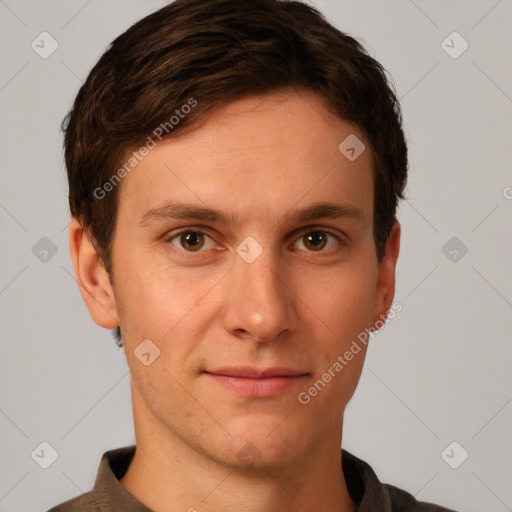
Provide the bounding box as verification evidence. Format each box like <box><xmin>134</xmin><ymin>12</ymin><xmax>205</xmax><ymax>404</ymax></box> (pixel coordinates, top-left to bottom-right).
<box><xmin>47</xmin><ymin>445</ymin><xmax>457</xmax><ymax>511</ymax></box>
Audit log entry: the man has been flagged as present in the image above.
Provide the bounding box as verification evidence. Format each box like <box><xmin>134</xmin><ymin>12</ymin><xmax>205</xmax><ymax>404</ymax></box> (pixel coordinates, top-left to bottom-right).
<box><xmin>49</xmin><ymin>0</ymin><xmax>456</xmax><ymax>510</ymax></box>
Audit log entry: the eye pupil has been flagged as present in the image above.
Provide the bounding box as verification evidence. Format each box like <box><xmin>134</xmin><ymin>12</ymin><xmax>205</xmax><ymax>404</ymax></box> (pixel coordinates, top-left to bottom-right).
<box><xmin>304</xmin><ymin>232</ymin><xmax>327</xmax><ymax>251</ymax></box>
<box><xmin>181</xmin><ymin>232</ymin><xmax>204</xmax><ymax>251</ymax></box>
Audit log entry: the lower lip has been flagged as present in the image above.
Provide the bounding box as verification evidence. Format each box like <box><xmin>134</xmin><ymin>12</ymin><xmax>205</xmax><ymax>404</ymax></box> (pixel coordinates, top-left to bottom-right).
<box><xmin>205</xmin><ymin>373</ymin><xmax>307</xmax><ymax>397</ymax></box>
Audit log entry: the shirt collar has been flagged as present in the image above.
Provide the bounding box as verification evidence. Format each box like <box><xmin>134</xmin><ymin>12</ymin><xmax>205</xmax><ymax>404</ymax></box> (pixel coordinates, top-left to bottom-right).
<box><xmin>94</xmin><ymin>446</ymin><xmax>151</xmax><ymax>512</ymax></box>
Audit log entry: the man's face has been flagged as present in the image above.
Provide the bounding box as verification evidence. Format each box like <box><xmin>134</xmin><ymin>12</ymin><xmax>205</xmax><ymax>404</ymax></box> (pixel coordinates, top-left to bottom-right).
<box><xmin>102</xmin><ymin>90</ymin><xmax>398</xmax><ymax>468</ymax></box>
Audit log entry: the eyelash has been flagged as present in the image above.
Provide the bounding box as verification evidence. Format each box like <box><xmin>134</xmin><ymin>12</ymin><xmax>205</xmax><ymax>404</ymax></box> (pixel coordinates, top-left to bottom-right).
<box><xmin>164</xmin><ymin>227</ymin><xmax>344</xmax><ymax>254</ymax></box>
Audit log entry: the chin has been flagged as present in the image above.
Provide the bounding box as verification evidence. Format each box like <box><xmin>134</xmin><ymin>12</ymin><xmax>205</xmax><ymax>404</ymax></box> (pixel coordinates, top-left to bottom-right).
<box><xmin>213</xmin><ymin>421</ymin><xmax>307</xmax><ymax>470</ymax></box>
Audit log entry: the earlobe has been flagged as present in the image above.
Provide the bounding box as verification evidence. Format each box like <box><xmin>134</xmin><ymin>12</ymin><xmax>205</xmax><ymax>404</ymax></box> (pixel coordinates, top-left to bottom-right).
<box><xmin>68</xmin><ymin>218</ymin><xmax>119</xmax><ymax>329</ymax></box>
<box><xmin>370</xmin><ymin>221</ymin><xmax>401</xmax><ymax>328</ymax></box>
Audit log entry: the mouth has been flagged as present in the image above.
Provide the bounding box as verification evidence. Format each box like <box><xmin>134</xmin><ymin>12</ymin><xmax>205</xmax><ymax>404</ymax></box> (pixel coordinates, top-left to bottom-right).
<box><xmin>204</xmin><ymin>367</ymin><xmax>309</xmax><ymax>397</ymax></box>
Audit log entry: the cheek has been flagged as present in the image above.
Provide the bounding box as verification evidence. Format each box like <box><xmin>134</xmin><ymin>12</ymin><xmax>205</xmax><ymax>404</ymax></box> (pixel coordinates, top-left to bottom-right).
<box><xmin>113</xmin><ymin>250</ymin><xmax>220</xmax><ymax>341</ymax></box>
<box><xmin>301</xmin><ymin>261</ymin><xmax>377</xmax><ymax>341</ymax></box>
<box><xmin>297</xmin><ymin>256</ymin><xmax>376</xmax><ymax>399</ymax></box>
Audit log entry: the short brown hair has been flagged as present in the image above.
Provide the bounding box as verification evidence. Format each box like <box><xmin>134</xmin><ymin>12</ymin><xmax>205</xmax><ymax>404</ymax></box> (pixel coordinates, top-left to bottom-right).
<box><xmin>63</xmin><ymin>0</ymin><xmax>407</xmax><ymax>277</ymax></box>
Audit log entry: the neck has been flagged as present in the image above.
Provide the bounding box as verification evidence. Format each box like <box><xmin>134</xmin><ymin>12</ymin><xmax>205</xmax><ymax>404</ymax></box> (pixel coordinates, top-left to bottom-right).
<box><xmin>120</xmin><ymin>421</ymin><xmax>356</xmax><ymax>512</ymax></box>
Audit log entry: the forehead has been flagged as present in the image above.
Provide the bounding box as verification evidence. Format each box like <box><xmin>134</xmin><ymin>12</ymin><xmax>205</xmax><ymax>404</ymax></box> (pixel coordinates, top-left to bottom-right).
<box><xmin>116</xmin><ymin>90</ymin><xmax>374</xmax><ymax>228</ymax></box>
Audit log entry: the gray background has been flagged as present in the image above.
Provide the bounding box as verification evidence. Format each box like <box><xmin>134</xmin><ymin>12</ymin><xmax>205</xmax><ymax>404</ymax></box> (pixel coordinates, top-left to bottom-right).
<box><xmin>1</xmin><ymin>0</ymin><xmax>511</xmax><ymax>511</ymax></box>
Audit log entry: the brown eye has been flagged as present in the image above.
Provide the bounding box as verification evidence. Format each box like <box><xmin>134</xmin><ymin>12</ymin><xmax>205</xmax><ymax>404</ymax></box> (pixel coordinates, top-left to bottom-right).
<box><xmin>292</xmin><ymin>230</ymin><xmax>341</xmax><ymax>252</ymax></box>
<box><xmin>168</xmin><ymin>229</ymin><xmax>216</xmax><ymax>253</ymax></box>
<box><xmin>303</xmin><ymin>231</ymin><xmax>328</xmax><ymax>251</ymax></box>
<box><xmin>169</xmin><ymin>231</ymin><xmax>205</xmax><ymax>252</ymax></box>
<box><xmin>179</xmin><ymin>231</ymin><xmax>205</xmax><ymax>251</ymax></box>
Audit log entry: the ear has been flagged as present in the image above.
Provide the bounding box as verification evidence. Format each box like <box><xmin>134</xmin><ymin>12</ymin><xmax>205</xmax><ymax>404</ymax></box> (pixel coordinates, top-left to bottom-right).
<box><xmin>68</xmin><ymin>218</ymin><xmax>119</xmax><ymax>329</ymax></box>
<box><xmin>369</xmin><ymin>221</ymin><xmax>401</xmax><ymax>330</ymax></box>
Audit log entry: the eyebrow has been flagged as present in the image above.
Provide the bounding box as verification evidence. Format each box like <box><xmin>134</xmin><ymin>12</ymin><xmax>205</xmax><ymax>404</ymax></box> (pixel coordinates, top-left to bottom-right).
<box><xmin>137</xmin><ymin>200</ymin><xmax>364</xmax><ymax>227</ymax></box>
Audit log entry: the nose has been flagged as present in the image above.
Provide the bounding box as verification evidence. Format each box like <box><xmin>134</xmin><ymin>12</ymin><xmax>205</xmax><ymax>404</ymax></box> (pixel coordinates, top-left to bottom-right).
<box><xmin>222</xmin><ymin>248</ymin><xmax>295</xmax><ymax>343</ymax></box>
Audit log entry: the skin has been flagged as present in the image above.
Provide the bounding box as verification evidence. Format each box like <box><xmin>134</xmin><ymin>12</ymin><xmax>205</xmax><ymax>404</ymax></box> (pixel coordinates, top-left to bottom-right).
<box><xmin>69</xmin><ymin>89</ymin><xmax>400</xmax><ymax>512</ymax></box>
